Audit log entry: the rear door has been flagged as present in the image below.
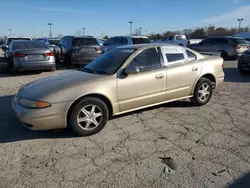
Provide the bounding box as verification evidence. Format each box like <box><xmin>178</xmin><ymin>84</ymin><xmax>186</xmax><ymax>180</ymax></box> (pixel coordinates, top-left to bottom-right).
<box><xmin>161</xmin><ymin>46</ymin><xmax>202</xmax><ymax>100</ymax></box>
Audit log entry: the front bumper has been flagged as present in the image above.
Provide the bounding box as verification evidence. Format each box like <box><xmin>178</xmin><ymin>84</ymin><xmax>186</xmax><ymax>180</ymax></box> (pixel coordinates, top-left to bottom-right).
<box><xmin>12</xmin><ymin>96</ymin><xmax>72</xmax><ymax>130</ymax></box>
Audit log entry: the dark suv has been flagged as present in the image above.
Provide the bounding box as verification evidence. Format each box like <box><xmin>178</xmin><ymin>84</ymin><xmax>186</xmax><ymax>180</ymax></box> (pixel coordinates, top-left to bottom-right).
<box><xmin>188</xmin><ymin>36</ymin><xmax>248</xmax><ymax>60</ymax></box>
<box><xmin>55</xmin><ymin>36</ymin><xmax>102</xmax><ymax>68</ymax></box>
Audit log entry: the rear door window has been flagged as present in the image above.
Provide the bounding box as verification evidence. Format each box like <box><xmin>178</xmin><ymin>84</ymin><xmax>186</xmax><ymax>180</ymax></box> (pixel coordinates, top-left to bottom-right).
<box><xmin>131</xmin><ymin>37</ymin><xmax>151</xmax><ymax>44</ymax></box>
<box><xmin>168</xmin><ymin>36</ymin><xmax>174</xmax><ymax>41</ymax></box>
<box><xmin>73</xmin><ymin>38</ymin><xmax>98</xmax><ymax>46</ymax></box>
<box><xmin>166</xmin><ymin>53</ymin><xmax>185</xmax><ymax>63</ymax></box>
<box><xmin>121</xmin><ymin>38</ymin><xmax>128</xmax><ymax>44</ymax></box>
<box><xmin>113</xmin><ymin>38</ymin><xmax>122</xmax><ymax>45</ymax></box>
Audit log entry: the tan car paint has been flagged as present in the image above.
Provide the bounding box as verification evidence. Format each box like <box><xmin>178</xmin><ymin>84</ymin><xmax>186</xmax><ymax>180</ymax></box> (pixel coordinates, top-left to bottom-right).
<box><xmin>13</xmin><ymin>44</ymin><xmax>224</xmax><ymax>130</ymax></box>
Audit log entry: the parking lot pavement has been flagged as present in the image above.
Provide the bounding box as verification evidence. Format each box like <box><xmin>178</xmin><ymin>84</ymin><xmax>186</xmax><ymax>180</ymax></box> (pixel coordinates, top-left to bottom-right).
<box><xmin>0</xmin><ymin>53</ymin><xmax>250</xmax><ymax>188</ymax></box>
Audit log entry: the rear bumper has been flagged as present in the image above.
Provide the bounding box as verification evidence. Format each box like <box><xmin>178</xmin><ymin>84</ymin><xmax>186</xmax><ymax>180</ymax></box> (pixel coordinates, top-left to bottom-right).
<box><xmin>215</xmin><ymin>71</ymin><xmax>225</xmax><ymax>88</ymax></box>
<box><xmin>15</xmin><ymin>62</ymin><xmax>56</xmax><ymax>71</ymax></box>
<box><xmin>71</xmin><ymin>54</ymin><xmax>101</xmax><ymax>65</ymax></box>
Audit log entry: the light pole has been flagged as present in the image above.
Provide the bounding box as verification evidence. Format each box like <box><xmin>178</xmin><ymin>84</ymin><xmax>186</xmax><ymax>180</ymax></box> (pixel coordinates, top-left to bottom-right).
<box><xmin>8</xmin><ymin>29</ymin><xmax>12</xmax><ymax>36</ymax></box>
<box><xmin>101</xmin><ymin>30</ymin><xmax>104</xmax><ymax>38</ymax></box>
<box><xmin>128</xmin><ymin>21</ymin><xmax>133</xmax><ymax>36</ymax></box>
<box><xmin>139</xmin><ymin>27</ymin><xmax>142</xmax><ymax>35</ymax></box>
<box><xmin>145</xmin><ymin>30</ymin><xmax>147</xmax><ymax>36</ymax></box>
<box><xmin>237</xmin><ymin>19</ymin><xmax>243</xmax><ymax>32</ymax></box>
<box><xmin>48</xmin><ymin>23</ymin><xmax>52</xmax><ymax>38</ymax></box>
<box><xmin>41</xmin><ymin>31</ymin><xmax>43</xmax><ymax>37</ymax></box>
<box><xmin>82</xmin><ymin>28</ymin><xmax>85</xmax><ymax>36</ymax></box>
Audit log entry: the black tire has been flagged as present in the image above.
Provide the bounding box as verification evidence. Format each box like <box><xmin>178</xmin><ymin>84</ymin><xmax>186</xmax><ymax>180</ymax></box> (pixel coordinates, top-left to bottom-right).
<box><xmin>220</xmin><ymin>51</ymin><xmax>228</xmax><ymax>60</ymax></box>
<box><xmin>69</xmin><ymin>97</ymin><xmax>109</xmax><ymax>136</ymax></box>
<box><xmin>50</xmin><ymin>66</ymin><xmax>56</xmax><ymax>72</ymax></box>
<box><xmin>65</xmin><ymin>55</ymin><xmax>73</xmax><ymax>69</ymax></box>
<box><xmin>191</xmin><ymin>78</ymin><xmax>213</xmax><ymax>106</ymax></box>
<box><xmin>8</xmin><ymin>61</ymin><xmax>17</xmax><ymax>75</ymax></box>
<box><xmin>55</xmin><ymin>52</ymin><xmax>60</xmax><ymax>63</ymax></box>
<box><xmin>239</xmin><ymin>69</ymin><xmax>247</xmax><ymax>76</ymax></box>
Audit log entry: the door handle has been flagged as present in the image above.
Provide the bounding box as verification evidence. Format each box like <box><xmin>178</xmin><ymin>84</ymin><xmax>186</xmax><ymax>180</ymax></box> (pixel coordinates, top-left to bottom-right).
<box><xmin>155</xmin><ymin>74</ymin><xmax>164</xmax><ymax>79</ymax></box>
<box><xmin>192</xmin><ymin>67</ymin><xmax>198</xmax><ymax>71</ymax></box>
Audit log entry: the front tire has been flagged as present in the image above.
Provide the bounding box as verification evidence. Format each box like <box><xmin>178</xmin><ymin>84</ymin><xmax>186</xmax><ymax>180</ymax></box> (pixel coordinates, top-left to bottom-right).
<box><xmin>220</xmin><ymin>51</ymin><xmax>228</xmax><ymax>60</ymax></box>
<box><xmin>191</xmin><ymin>78</ymin><xmax>213</xmax><ymax>106</ymax></box>
<box><xmin>69</xmin><ymin>97</ymin><xmax>109</xmax><ymax>136</ymax></box>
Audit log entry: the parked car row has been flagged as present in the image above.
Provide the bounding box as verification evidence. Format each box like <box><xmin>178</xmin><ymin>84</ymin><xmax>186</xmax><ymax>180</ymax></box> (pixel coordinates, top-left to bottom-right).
<box><xmin>2</xmin><ymin>34</ymin><xmax>250</xmax><ymax>75</ymax></box>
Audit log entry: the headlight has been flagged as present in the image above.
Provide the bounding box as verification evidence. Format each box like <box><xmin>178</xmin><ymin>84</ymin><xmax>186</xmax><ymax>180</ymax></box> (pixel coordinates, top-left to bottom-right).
<box><xmin>19</xmin><ymin>98</ymin><xmax>51</xmax><ymax>108</ymax></box>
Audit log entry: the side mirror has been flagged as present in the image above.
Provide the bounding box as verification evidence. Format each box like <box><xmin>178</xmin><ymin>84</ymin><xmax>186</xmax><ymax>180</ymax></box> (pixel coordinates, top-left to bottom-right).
<box><xmin>125</xmin><ymin>66</ymin><xmax>139</xmax><ymax>74</ymax></box>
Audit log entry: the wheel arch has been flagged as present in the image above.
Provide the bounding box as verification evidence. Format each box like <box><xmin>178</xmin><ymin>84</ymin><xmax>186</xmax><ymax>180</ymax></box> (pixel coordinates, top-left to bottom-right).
<box><xmin>192</xmin><ymin>73</ymin><xmax>216</xmax><ymax>94</ymax></box>
<box><xmin>66</xmin><ymin>93</ymin><xmax>113</xmax><ymax>127</ymax></box>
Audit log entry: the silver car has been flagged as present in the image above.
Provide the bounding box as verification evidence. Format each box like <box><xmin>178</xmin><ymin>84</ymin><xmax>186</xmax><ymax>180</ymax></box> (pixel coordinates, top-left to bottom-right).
<box><xmin>6</xmin><ymin>40</ymin><xmax>56</xmax><ymax>74</ymax></box>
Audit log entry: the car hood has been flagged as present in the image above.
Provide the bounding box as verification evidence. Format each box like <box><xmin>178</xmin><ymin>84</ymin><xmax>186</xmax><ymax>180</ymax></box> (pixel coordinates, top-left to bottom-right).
<box><xmin>18</xmin><ymin>70</ymin><xmax>109</xmax><ymax>102</ymax></box>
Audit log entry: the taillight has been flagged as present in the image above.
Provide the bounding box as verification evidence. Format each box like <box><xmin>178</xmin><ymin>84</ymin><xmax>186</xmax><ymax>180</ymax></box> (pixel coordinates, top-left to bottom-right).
<box><xmin>235</xmin><ymin>44</ymin><xmax>241</xmax><ymax>49</ymax></box>
<box><xmin>13</xmin><ymin>53</ymin><xmax>25</xmax><ymax>58</ymax></box>
<box><xmin>45</xmin><ymin>52</ymin><xmax>54</xmax><ymax>56</ymax></box>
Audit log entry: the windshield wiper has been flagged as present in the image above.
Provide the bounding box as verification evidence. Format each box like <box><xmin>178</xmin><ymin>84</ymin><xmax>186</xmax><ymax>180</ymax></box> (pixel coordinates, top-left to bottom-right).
<box><xmin>81</xmin><ymin>67</ymin><xmax>96</xmax><ymax>74</ymax></box>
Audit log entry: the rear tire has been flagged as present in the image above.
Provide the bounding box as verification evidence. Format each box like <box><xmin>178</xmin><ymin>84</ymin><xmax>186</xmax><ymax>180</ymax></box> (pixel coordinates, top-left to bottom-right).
<box><xmin>69</xmin><ymin>97</ymin><xmax>109</xmax><ymax>136</ymax></box>
<box><xmin>8</xmin><ymin>61</ymin><xmax>17</xmax><ymax>75</ymax></box>
<box><xmin>191</xmin><ymin>78</ymin><xmax>213</xmax><ymax>106</ymax></box>
<box><xmin>220</xmin><ymin>51</ymin><xmax>228</xmax><ymax>60</ymax></box>
<box><xmin>65</xmin><ymin>56</ymin><xmax>73</xmax><ymax>69</ymax></box>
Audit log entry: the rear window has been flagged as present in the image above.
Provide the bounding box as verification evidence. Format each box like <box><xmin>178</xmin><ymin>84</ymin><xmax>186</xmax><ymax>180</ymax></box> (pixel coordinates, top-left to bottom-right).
<box><xmin>132</xmin><ymin>37</ymin><xmax>151</xmax><ymax>44</ymax></box>
<box><xmin>233</xmin><ymin>38</ymin><xmax>247</xmax><ymax>44</ymax></box>
<box><xmin>7</xmin><ymin>38</ymin><xmax>31</xmax><ymax>45</ymax></box>
<box><xmin>12</xmin><ymin>41</ymin><xmax>47</xmax><ymax>49</ymax></box>
<box><xmin>48</xmin><ymin>39</ymin><xmax>59</xmax><ymax>45</ymax></box>
<box><xmin>73</xmin><ymin>38</ymin><xmax>98</xmax><ymax>46</ymax></box>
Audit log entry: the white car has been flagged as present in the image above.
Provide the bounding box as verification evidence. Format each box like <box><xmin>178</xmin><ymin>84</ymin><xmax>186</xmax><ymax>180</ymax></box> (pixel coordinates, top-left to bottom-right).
<box><xmin>101</xmin><ymin>36</ymin><xmax>151</xmax><ymax>53</ymax></box>
<box><xmin>161</xmin><ymin>35</ymin><xmax>188</xmax><ymax>46</ymax></box>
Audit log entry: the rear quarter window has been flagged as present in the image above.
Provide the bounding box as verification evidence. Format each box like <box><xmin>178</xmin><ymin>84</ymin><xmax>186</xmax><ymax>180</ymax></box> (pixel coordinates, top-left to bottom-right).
<box><xmin>132</xmin><ymin>38</ymin><xmax>151</xmax><ymax>44</ymax></box>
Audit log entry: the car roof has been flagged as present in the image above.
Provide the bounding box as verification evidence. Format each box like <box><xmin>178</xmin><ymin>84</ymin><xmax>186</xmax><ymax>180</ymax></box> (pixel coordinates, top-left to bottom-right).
<box><xmin>110</xmin><ymin>35</ymin><xmax>149</xmax><ymax>38</ymax></box>
<box><xmin>207</xmin><ymin>36</ymin><xmax>244</xmax><ymax>39</ymax></box>
<box><xmin>117</xmin><ymin>43</ymin><xmax>181</xmax><ymax>50</ymax></box>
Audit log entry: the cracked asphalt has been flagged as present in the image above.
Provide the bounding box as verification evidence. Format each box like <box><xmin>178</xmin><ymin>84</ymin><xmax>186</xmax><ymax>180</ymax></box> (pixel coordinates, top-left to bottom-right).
<box><xmin>0</xmin><ymin>52</ymin><xmax>250</xmax><ymax>188</ymax></box>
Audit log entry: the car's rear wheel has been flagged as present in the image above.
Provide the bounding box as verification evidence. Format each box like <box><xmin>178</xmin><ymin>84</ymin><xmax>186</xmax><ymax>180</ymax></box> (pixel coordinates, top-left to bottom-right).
<box><xmin>65</xmin><ymin>56</ymin><xmax>73</xmax><ymax>69</ymax></box>
<box><xmin>69</xmin><ymin>97</ymin><xmax>109</xmax><ymax>136</ymax></box>
<box><xmin>191</xmin><ymin>78</ymin><xmax>213</xmax><ymax>106</ymax></box>
<box><xmin>8</xmin><ymin>61</ymin><xmax>17</xmax><ymax>75</ymax></box>
<box><xmin>220</xmin><ymin>51</ymin><xmax>228</xmax><ymax>60</ymax></box>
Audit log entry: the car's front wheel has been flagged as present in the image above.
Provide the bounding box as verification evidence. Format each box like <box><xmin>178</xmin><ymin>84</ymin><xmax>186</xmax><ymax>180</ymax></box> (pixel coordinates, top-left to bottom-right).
<box><xmin>191</xmin><ymin>78</ymin><xmax>213</xmax><ymax>106</ymax></box>
<box><xmin>69</xmin><ymin>97</ymin><xmax>109</xmax><ymax>136</ymax></box>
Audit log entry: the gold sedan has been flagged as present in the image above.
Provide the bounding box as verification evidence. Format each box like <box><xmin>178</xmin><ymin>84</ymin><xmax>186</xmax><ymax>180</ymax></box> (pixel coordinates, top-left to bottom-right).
<box><xmin>12</xmin><ymin>44</ymin><xmax>224</xmax><ymax>136</ymax></box>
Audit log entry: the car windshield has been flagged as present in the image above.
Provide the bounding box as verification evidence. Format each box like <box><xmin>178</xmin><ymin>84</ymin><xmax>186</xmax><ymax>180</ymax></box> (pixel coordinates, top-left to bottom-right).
<box><xmin>12</xmin><ymin>41</ymin><xmax>47</xmax><ymax>50</ymax></box>
<box><xmin>48</xmin><ymin>39</ymin><xmax>60</xmax><ymax>45</ymax></box>
<box><xmin>82</xmin><ymin>48</ymin><xmax>135</xmax><ymax>75</ymax></box>
<box><xmin>7</xmin><ymin>38</ymin><xmax>31</xmax><ymax>45</ymax></box>
<box><xmin>132</xmin><ymin>37</ymin><xmax>151</xmax><ymax>44</ymax></box>
<box><xmin>73</xmin><ymin>38</ymin><xmax>98</xmax><ymax>46</ymax></box>
<box><xmin>233</xmin><ymin>38</ymin><xmax>247</xmax><ymax>44</ymax></box>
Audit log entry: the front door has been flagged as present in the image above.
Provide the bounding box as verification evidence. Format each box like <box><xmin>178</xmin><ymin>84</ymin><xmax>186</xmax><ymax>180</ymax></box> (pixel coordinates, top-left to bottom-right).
<box><xmin>117</xmin><ymin>48</ymin><xmax>167</xmax><ymax>112</ymax></box>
